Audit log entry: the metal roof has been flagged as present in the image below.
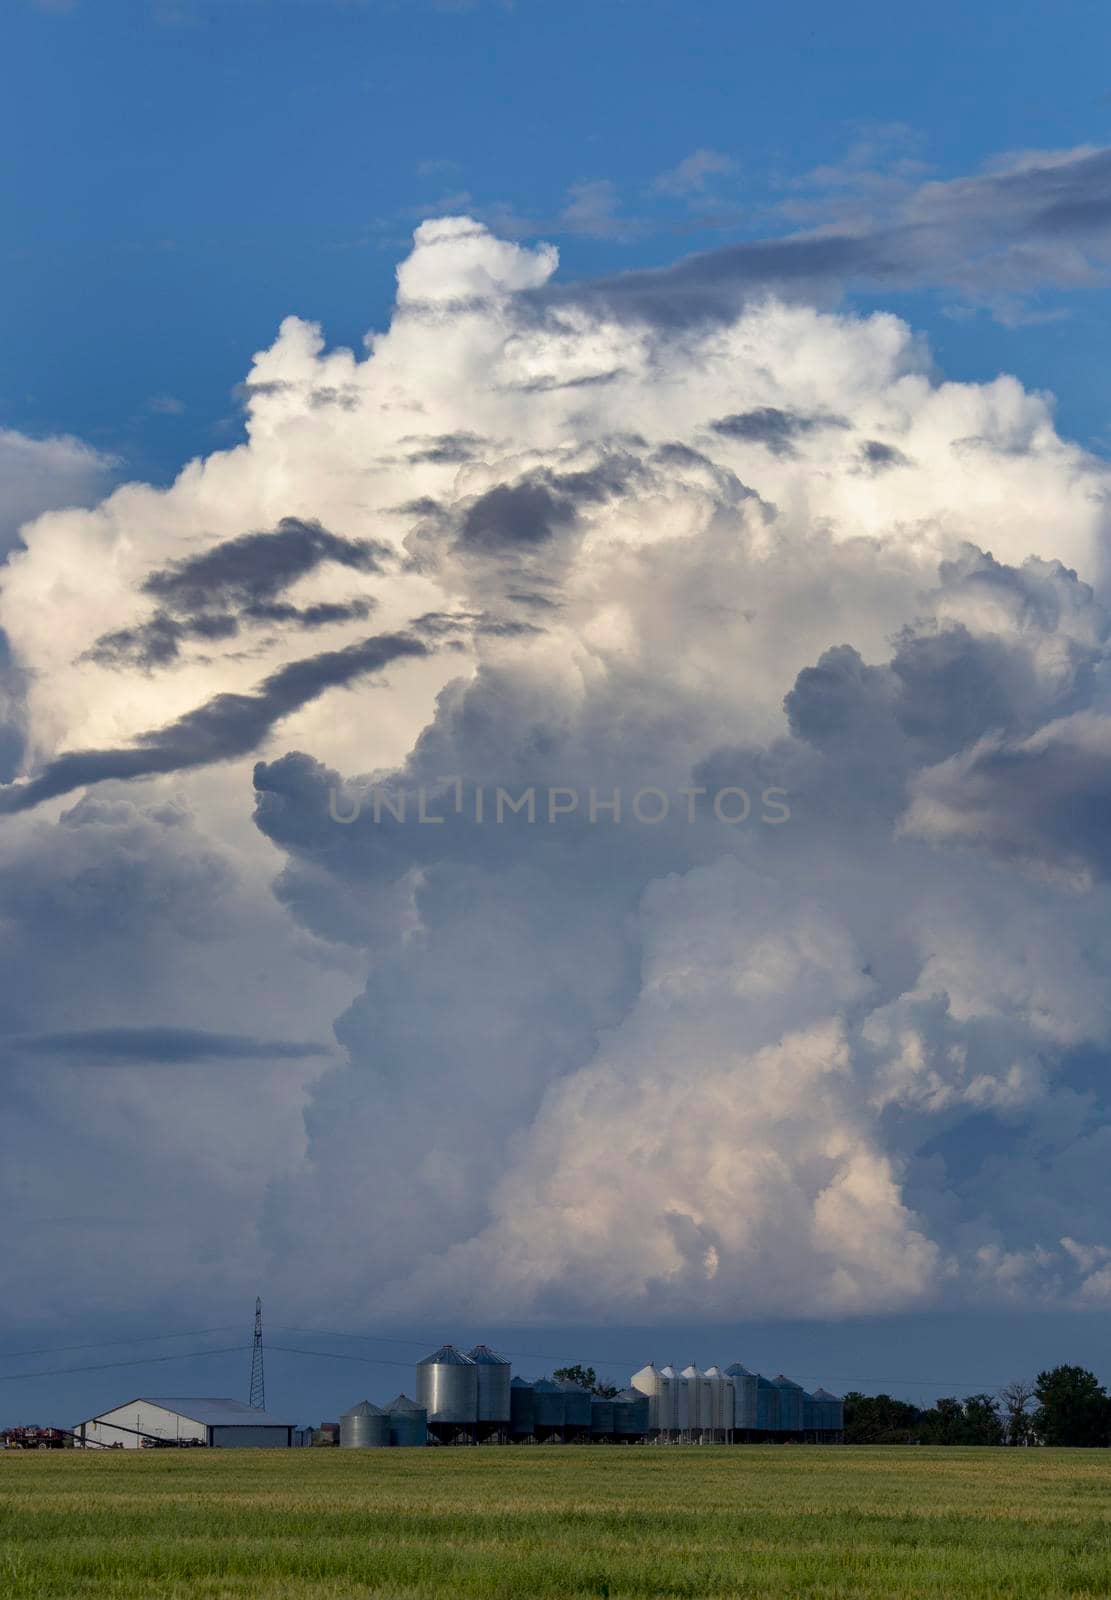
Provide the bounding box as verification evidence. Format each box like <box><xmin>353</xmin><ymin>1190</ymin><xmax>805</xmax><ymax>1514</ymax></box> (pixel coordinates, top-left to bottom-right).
<box><xmin>811</xmin><ymin>1387</ymin><xmax>841</xmax><ymax>1400</ymax></box>
<box><xmin>466</xmin><ymin>1343</ymin><xmax>509</xmax><ymax>1365</ymax></box>
<box><xmin>385</xmin><ymin>1394</ymin><xmax>425</xmax><ymax>1413</ymax></box>
<box><xmin>341</xmin><ymin>1400</ymin><xmax>384</xmax><ymax>1418</ymax></box>
<box><xmin>138</xmin><ymin>1397</ymin><xmax>293</xmax><ymax>1427</ymax></box>
<box><xmin>724</xmin><ymin>1363</ymin><xmax>753</xmax><ymax>1376</ymax></box>
<box><xmin>417</xmin><ymin>1344</ymin><xmax>474</xmax><ymax>1366</ymax></box>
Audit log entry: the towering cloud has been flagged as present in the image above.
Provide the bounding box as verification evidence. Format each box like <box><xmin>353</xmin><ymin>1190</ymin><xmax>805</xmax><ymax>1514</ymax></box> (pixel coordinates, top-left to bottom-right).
<box><xmin>5</xmin><ymin>190</ymin><xmax>1111</xmax><ymax>1327</ymax></box>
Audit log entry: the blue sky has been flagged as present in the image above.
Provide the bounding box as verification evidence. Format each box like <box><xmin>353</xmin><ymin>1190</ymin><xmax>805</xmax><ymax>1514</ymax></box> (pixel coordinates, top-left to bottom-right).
<box><xmin>6</xmin><ymin>0</ymin><xmax>1111</xmax><ymax>1431</ymax></box>
<box><xmin>5</xmin><ymin>0</ymin><xmax>1111</xmax><ymax>484</ymax></box>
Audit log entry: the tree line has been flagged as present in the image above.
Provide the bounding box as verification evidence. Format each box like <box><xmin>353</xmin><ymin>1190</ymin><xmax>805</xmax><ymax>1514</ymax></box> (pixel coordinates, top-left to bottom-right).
<box><xmin>844</xmin><ymin>1366</ymin><xmax>1111</xmax><ymax>1447</ymax></box>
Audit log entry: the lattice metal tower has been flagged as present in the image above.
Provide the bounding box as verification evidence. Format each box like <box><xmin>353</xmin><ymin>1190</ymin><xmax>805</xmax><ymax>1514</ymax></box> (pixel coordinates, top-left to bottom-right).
<box><xmin>249</xmin><ymin>1297</ymin><xmax>265</xmax><ymax>1410</ymax></box>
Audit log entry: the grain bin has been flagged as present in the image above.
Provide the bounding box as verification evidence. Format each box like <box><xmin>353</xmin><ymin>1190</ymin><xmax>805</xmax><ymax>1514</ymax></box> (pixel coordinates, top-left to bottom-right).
<box><xmin>771</xmin><ymin>1375</ymin><xmax>804</xmax><ymax>1433</ymax></box>
<box><xmin>661</xmin><ymin>1366</ymin><xmax>688</xmax><ymax>1437</ymax></box>
<box><xmin>416</xmin><ymin>1344</ymin><xmax>478</xmax><ymax>1437</ymax></box>
<box><xmin>466</xmin><ymin>1345</ymin><xmax>511</xmax><ymax>1431</ymax></box>
<box><xmin>590</xmin><ymin>1396</ymin><xmax>614</xmax><ymax>1438</ymax></box>
<box><xmin>510</xmin><ymin>1377</ymin><xmax>535</xmax><ymax>1438</ymax></box>
<box><xmin>755</xmin><ymin>1374</ymin><xmax>780</xmax><ymax>1432</ymax></box>
<box><xmin>386</xmin><ymin>1394</ymin><xmax>428</xmax><ymax>1448</ymax></box>
<box><xmin>340</xmin><ymin>1400</ymin><xmax>388</xmax><ymax>1449</ymax></box>
<box><xmin>724</xmin><ymin>1363</ymin><xmax>758</xmax><ymax>1432</ymax></box>
<box><xmin>531</xmin><ymin>1378</ymin><xmax>566</xmax><ymax>1436</ymax></box>
<box><xmin>630</xmin><ymin>1363</ymin><xmax>672</xmax><ymax>1434</ymax></box>
<box><xmin>613</xmin><ymin>1388</ymin><xmax>650</xmax><ymax>1438</ymax></box>
<box><xmin>557</xmin><ymin>1381</ymin><xmax>592</xmax><ymax>1436</ymax></box>
<box><xmin>705</xmin><ymin>1366</ymin><xmax>734</xmax><ymax>1438</ymax></box>
<box><xmin>681</xmin><ymin>1365</ymin><xmax>713</xmax><ymax>1438</ymax></box>
<box><xmin>811</xmin><ymin>1387</ymin><xmax>843</xmax><ymax>1433</ymax></box>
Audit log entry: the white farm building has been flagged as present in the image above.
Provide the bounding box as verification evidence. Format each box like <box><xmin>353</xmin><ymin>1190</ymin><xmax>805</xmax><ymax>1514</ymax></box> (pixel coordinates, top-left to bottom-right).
<box><xmin>74</xmin><ymin>1396</ymin><xmax>294</xmax><ymax>1449</ymax></box>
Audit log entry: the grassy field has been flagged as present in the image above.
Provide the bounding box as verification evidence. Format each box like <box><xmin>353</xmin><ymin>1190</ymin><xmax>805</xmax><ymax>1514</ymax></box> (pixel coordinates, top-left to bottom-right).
<box><xmin>3</xmin><ymin>1445</ymin><xmax>1111</xmax><ymax>1599</ymax></box>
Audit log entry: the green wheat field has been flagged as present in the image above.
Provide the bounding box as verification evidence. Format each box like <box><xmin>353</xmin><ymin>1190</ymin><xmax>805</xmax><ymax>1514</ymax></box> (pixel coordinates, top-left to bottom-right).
<box><xmin>3</xmin><ymin>1445</ymin><xmax>1111</xmax><ymax>1599</ymax></box>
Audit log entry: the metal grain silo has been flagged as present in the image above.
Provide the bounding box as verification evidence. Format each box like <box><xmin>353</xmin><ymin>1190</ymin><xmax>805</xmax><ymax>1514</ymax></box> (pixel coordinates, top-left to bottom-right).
<box><xmin>705</xmin><ymin>1366</ymin><xmax>734</xmax><ymax>1438</ymax></box>
<box><xmin>661</xmin><ymin>1366</ymin><xmax>689</xmax><ymax>1437</ymax></box>
<box><xmin>416</xmin><ymin>1344</ymin><xmax>478</xmax><ymax>1431</ymax></box>
<box><xmin>812</xmin><ymin>1387</ymin><xmax>843</xmax><ymax>1435</ymax></box>
<box><xmin>340</xmin><ymin>1400</ymin><xmax>388</xmax><ymax>1448</ymax></box>
<box><xmin>725</xmin><ymin>1363</ymin><xmax>758</xmax><ymax>1432</ymax></box>
<box><xmin>681</xmin><ymin>1365</ymin><xmax>713</xmax><ymax>1439</ymax></box>
<box><xmin>558</xmin><ymin>1381</ymin><xmax>592</xmax><ymax>1436</ymax></box>
<box><xmin>614</xmin><ymin>1387</ymin><xmax>650</xmax><ymax>1438</ymax></box>
<box><xmin>630</xmin><ymin>1364</ymin><xmax>671</xmax><ymax>1435</ymax></box>
<box><xmin>772</xmin><ymin>1375</ymin><xmax>804</xmax><ymax>1433</ymax></box>
<box><xmin>531</xmin><ymin>1378</ymin><xmax>566</xmax><ymax>1435</ymax></box>
<box><xmin>590</xmin><ymin>1396</ymin><xmax>614</xmax><ymax>1438</ymax></box>
<box><xmin>510</xmin><ymin>1377</ymin><xmax>535</xmax><ymax>1438</ymax></box>
<box><xmin>755</xmin><ymin>1374</ymin><xmax>780</xmax><ymax>1433</ymax></box>
<box><xmin>466</xmin><ymin>1344</ymin><xmax>511</xmax><ymax>1435</ymax></box>
<box><xmin>386</xmin><ymin>1394</ymin><xmax>428</xmax><ymax>1448</ymax></box>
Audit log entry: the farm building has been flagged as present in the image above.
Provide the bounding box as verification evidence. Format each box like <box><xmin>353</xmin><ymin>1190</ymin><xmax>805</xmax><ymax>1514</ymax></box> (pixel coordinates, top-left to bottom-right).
<box><xmin>74</xmin><ymin>1397</ymin><xmax>294</xmax><ymax>1449</ymax></box>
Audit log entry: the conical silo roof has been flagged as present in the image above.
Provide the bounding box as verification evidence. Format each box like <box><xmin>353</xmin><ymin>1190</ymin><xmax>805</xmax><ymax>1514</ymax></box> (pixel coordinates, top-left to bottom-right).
<box><xmin>341</xmin><ymin>1399</ymin><xmax>385</xmax><ymax>1417</ymax></box>
<box><xmin>386</xmin><ymin>1393</ymin><xmax>425</xmax><ymax>1413</ymax></box>
<box><xmin>724</xmin><ymin>1362</ymin><xmax>753</xmax><ymax>1377</ymax></box>
<box><xmin>466</xmin><ymin>1343</ymin><xmax>509</xmax><ymax>1365</ymax></box>
<box><xmin>417</xmin><ymin>1343</ymin><xmax>474</xmax><ymax>1365</ymax></box>
<box><xmin>812</xmin><ymin>1387</ymin><xmax>840</xmax><ymax>1400</ymax></box>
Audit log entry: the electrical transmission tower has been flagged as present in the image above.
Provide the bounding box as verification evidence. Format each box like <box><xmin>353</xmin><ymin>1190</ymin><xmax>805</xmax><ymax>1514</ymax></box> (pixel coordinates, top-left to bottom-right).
<box><xmin>249</xmin><ymin>1297</ymin><xmax>265</xmax><ymax>1410</ymax></box>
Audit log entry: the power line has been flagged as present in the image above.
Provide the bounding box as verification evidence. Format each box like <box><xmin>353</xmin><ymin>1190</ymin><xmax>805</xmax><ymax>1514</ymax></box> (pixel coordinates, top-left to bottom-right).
<box><xmin>0</xmin><ymin>1319</ymin><xmax>1024</xmax><ymax>1395</ymax></box>
<box><xmin>0</xmin><ymin>1344</ymin><xmax>250</xmax><ymax>1384</ymax></box>
<box><xmin>268</xmin><ymin>1344</ymin><xmax>416</xmax><ymax>1370</ymax></box>
<box><xmin>267</xmin><ymin>1332</ymin><xmax>1010</xmax><ymax>1392</ymax></box>
<box><xmin>0</xmin><ymin>1326</ymin><xmax>242</xmax><ymax>1364</ymax></box>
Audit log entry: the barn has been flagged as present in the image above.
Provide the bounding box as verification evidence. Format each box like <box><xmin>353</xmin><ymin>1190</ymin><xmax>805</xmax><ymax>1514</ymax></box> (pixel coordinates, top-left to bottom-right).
<box><xmin>74</xmin><ymin>1396</ymin><xmax>294</xmax><ymax>1449</ymax></box>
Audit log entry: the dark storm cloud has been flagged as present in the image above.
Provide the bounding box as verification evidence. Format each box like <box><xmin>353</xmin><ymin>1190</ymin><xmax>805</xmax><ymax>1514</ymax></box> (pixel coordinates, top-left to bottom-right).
<box><xmin>87</xmin><ymin>518</ymin><xmax>387</xmax><ymax>667</ymax></box>
<box><xmin>404</xmin><ymin>432</ymin><xmax>486</xmax><ymax>464</ymax></box>
<box><xmin>142</xmin><ymin>517</ymin><xmax>387</xmax><ymax>613</ymax></box>
<box><xmin>710</xmin><ymin>406</ymin><xmax>849</xmax><ymax>456</ymax></box>
<box><xmin>905</xmin><ymin>714</ymin><xmax>1111</xmax><ymax>882</ymax></box>
<box><xmin>0</xmin><ymin>631</ymin><xmax>430</xmax><ymax>814</ymax></box>
<box><xmin>531</xmin><ymin>147</ymin><xmax>1111</xmax><ymax>328</ymax></box>
<box><xmin>87</xmin><ymin>610</ymin><xmax>240</xmax><ymax>669</ymax></box>
<box><xmin>859</xmin><ymin>439</ymin><xmax>911</xmax><ymax>471</ymax></box>
<box><xmin>783</xmin><ymin>549</ymin><xmax>1110</xmax><ymax>829</ymax></box>
<box><xmin>460</xmin><ymin>481</ymin><xmax>577</xmax><ymax>548</ymax></box>
<box><xmin>13</xmin><ymin>1027</ymin><xmax>333</xmax><ymax>1063</ymax></box>
<box><xmin>457</xmin><ymin>456</ymin><xmax>641</xmax><ymax>552</ymax></box>
<box><xmin>88</xmin><ymin>598</ymin><xmax>377</xmax><ymax>670</ymax></box>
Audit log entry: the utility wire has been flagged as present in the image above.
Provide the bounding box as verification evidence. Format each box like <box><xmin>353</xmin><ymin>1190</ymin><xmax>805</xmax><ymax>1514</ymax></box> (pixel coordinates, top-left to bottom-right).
<box><xmin>267</xmin><ymin>1335</ymin><xmax>1009</xmax><ymax>1393</ymax></box>
<box><xmin>0</xmin><ymin>1325</ymin><xmax>242</xmax><ymax>1363</ymax></box>
<box><xmin>0</xmin><ymin>1321</ymin><xmax>1021</xmax><ymax>1394</ymax></box>
<box><xmin>0</xmin><ymin>1344</ymin><xmax>250</xmax><ymax>1384</ymax></box>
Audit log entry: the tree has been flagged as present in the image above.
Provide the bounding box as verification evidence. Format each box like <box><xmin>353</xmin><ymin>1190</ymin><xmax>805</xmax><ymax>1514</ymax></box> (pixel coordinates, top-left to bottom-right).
<box><xmin>916</xmin><ymin>1395</ymin><xmax>1002</xmax><ymax>1446</ymax></box>
<box><xmin>1033</xmin><ymin>1366</ymin><xmax>1111</xmax><ymax>1448</ymax></box>
<box><xmin>552</xmin><ymin>1365</ymin><xmax>618</xmax><ymax>1398</ymax></box>
<box><xmin>843</xmin><ymin>1392</ymin><xmax>923</xmax><ymax>1444</ymax></box>
<box><xmin>960</xmin><ymin>1394</ymin><xmax>1005</xmax><ymax>1446</ymax></box>
<box><xmin>998</xmin><ymin>1380</ymin><xmax>1035</xmax><ymax>1446</ymax></box>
